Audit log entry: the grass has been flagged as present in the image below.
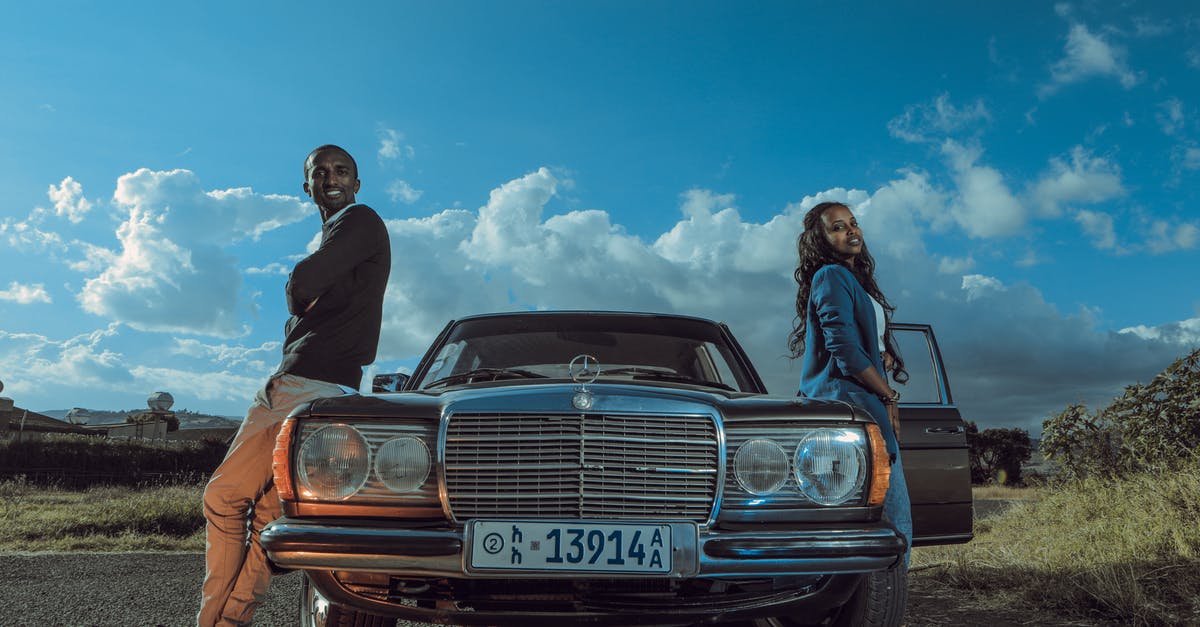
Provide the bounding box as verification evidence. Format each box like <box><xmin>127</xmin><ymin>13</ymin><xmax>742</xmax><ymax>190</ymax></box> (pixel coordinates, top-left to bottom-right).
<box><xmin>0</xmin><ymin>478</ymin><xmax>205</xmax><ymax>552</ymax></box>
<box><xmin>916</xmin><ymin>470</ymin><xmax>1200</xmax><ymax>626</ymax></box>
<box><xmin>4</xmin><ymin>473</ymin><xmax>1199</xmax><ymax>624</ymax></box>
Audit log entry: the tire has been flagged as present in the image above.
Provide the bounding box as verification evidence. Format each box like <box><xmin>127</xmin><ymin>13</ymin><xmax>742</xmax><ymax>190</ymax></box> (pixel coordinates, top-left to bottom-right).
<box><xmin>299</xmin><ymin>573</ymin><xmax>394</xmax><ymax>627</ymax></box>
<box><xmin>830</xmin><ymin>563</ymin><xmax>907</xmax><ymax>627</ymax></box>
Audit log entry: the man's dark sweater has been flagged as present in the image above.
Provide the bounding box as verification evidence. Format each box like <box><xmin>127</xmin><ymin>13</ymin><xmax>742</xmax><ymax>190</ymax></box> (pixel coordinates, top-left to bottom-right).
<box><xmin>279</xmin><ymin>203</ymin><xmax>391</xmax><ymax>389</ymax></box>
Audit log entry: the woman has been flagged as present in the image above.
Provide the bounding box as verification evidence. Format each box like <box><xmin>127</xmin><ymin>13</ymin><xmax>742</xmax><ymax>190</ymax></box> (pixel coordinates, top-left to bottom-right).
<box><xmin>789</xmin><ymin>201</ymin><xmax>912</xmax><ymax>561</ymax></box>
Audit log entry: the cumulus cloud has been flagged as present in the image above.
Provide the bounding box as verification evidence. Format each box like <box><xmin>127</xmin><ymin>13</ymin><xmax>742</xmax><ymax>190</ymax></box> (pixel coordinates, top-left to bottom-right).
<box><xmin>1184</xmin><ymin>147</ymin><xmax>1200</xmax><ymax>171</ymax></box>
<box><xmin>1073</xmin><ymin>209</ymin><xmax>1121</xmax><ymax>251</ymax></box>
<box><xmin>360</xmin><ymin>166</ymin><xmax>1193</xmax><ymax>434</ymax></box>
<box><xmin>387</xmin><ymin>179</ymin><xmax>423</xmax><ymax>204</ymax></box>
<box><xmin>940</xmin><ymin>140</ymin><xmax>1026</xmax><ymax>238</ymax></box>
<box><xmin>128</xmin><ymin>365</ymin><xmax>264</xmax><ymax>404</ymax></box>
<box><xmin>0</xmin><ymin>325</ymin><xmax>133</xmax><ymax>398</ymax></box>
<box><xmin>0</xmin><ymin>282</ymin><xmax>52</xmax><ymax>304</ymax></box>
<box><xmin>76</xmin><ymin>169</ymin><xmax>311</xmax><ymax>337</ymax></box>
<box><xmin>937</xmin><ymin>256</ymin><xmax>975</xmax><ymax>275</ymax></box>
<box><xmin>378</xmin><ymin>128</ymin><xmax>415</xmax><ymax>163</ymax></box>
<box><xmin>169</xmin><ymin>338</ymin><xmax>280</xmax><ymax>372</ymax></box>
<box><xmin>1031</xmin><ymin>146</ymin><xmax>1125</xmax><ymax>217</ymax></box>
<box><xmin>1156</xmin><ymin>98</ymin><xmax>1185</xmax><ymax>136</ymax></box>
<box><xmin>1040</xmin><ymin>23</ymin><xmax>1141</xmax><ymax>96</ymax></box>
<box><xmin>1120</xmin><ymin>317</ymin><xmax>1200</xmax><ymax>347</ymax></box>
<box><xmin>47</xmin><ymin>176</ymin><xmax>94</xmax><ymax>223</ymax></box>
<box><xmin>888</xmin><ymin>93</ymin><xmax>991</xmax><ymax>143</ymax></box>
<box><xmin>1144</xmin><ymin>219</ymin><xmax>1200</xmax><ymax>253</ymax></box>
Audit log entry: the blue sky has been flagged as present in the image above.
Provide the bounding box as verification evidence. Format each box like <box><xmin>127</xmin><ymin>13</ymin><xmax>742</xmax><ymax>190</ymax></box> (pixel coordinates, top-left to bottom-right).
<box><xmin>1</xmin><ymin>1</ymin><xmax>1197</xmax><ymax>433</ymax></box>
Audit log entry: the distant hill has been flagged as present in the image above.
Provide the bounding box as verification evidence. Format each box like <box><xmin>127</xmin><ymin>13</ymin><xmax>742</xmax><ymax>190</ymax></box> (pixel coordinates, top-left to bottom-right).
<box><xmin>40</xmin><ymin>408</ymin><xmax>240</xmax><ymax>429</ymax></box>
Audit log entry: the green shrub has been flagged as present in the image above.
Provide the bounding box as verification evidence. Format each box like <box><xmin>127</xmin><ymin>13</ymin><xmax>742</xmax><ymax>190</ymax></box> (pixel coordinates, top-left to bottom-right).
<box><xmin>1041</xmin><ymin>347</ymin><xmax>1200</xmax><ymax>480</ymax></box>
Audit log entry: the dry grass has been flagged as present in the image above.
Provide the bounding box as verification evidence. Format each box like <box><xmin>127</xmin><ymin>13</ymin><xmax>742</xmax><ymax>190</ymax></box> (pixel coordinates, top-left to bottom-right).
<box><xmin>915</xmin><ymin>468</ymin><xmax>1200</xmax><ymax>626</ymax></box>
<box><xmin>972</xmin><ymin>483</ymin><xmax>1042</xmax><ymax>501</ymax></box>
<box><xmin>0</xmin><ymin>479</ymin><xmax>205</xmax><ymax>552</ymax></box>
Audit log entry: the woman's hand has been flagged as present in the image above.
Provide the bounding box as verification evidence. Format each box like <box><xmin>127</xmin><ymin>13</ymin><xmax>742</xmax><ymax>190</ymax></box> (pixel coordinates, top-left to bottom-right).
<box><xmin>887</xmin><ymin>402</ymin><xmax>901</xmax><ymax>443</ymax></box>
<box><xmin>881</xmin><ymin>351</ymin><xmax>895</xmax><ymax>375</ymax></box>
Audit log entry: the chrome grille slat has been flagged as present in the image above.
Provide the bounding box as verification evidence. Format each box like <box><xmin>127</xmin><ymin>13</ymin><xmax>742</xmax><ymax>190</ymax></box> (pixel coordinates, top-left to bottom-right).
<box><xmin>445</xmin><ymin>413</ymin><xmax>718</xmax><ymax>523</ymax></box>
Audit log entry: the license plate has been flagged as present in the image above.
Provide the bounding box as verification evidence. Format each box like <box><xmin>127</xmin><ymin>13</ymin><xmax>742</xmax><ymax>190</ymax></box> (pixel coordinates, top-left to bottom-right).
<box><xmin>469</xmin><ymin>521</ymin><xmax>672</xmax><ymax>574</ymax></box>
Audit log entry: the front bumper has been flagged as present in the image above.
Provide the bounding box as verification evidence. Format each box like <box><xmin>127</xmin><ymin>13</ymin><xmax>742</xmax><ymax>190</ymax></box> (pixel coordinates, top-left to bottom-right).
<box><xmin>262</xmin><ymin>517</ymin><xmax>904</xmax><ymax>577</ymax></box>
<box><xmin>264</xmin><ymin>518</ymin><xmax>903</xmax><ymax>624</ymax></box>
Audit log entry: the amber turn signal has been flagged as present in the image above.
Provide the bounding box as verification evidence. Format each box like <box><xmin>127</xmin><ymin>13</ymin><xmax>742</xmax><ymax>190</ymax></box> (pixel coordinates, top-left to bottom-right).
<box><xmin>866</xmin><ymin>423</ymin><xmax>891</xmax><ymax>507</ymax></box>
<box><xmin>272</xmin><ymin>418</ymin><xmax>297</xmax><ymax>501</ymax></box>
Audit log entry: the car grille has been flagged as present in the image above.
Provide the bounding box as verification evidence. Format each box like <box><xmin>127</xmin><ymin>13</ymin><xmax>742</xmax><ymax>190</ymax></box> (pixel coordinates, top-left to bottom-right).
<box><xmin>444</xmin><ymin>413</ymin><xmax>720</xmax><ymax>523</ymax></box>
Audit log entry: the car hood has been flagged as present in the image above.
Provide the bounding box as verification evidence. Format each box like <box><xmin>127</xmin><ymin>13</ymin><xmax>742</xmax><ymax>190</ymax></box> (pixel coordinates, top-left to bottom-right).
<box><xmin>301</xmin><ymin>381</ymin><xmax>866</xmax><ymax>424</ymax></box>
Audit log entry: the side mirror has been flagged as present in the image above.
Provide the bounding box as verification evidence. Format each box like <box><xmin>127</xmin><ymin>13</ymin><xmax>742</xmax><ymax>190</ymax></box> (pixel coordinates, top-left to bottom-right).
<box><xmin>372</xmin><ymin>372</ymin><xmax>410</xmax><ymax>393</ymax></box>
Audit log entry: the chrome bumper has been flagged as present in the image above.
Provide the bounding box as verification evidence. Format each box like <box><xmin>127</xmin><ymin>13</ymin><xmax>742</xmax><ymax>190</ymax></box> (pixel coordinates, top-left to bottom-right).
<box><xmin>261</xmin><ymin>518</ymin><xmax>905</xmax><ymax>577</ymax></box>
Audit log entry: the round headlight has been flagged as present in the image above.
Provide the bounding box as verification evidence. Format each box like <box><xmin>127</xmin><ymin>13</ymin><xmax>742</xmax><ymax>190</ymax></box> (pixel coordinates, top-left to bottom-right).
<box><xmin>374</xmin><ymin>436</ymin><xmax>431</xmax><ymax>492</ymax></box>
<box><xmin>297</xmin><ymin>424</ymin><xmax>370</xmax><ymax>500</ymax></box>
<box><xmin>794</xmin><ymin>429</ymin><xmax>866</xmax><ymax>506</ymax></box>
<box><xmin>733</xmin><ymin>439</ymin><xmax>790</xmax><ymax>495</ymax></box>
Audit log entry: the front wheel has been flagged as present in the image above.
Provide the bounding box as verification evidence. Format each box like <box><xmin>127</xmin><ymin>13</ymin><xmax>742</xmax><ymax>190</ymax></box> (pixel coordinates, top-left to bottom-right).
<box><xmin>298</xmin><ymin>572</ymin><xmax>394</xmax><ymax>627</ymax></box>
<box><xmin>830</xmin><ymin>563</ymin><xmax>907</xmax><ymax>627</ymax></box>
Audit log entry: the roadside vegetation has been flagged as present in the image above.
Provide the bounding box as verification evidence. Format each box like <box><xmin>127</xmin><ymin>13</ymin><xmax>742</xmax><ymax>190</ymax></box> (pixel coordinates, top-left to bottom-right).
<box><xmin>0</xmin><ymin>478</ymin><xmax>204</xmax><ymax>552</ymax></box>
<box><xmin>918</xmin><ymin>345</ymin><xmax>1200</xmax><ymax>626</ymax></box>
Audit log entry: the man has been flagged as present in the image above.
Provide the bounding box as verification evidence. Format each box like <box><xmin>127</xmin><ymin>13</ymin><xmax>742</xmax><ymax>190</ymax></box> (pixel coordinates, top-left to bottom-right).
<box><xmin>198</xmin><ymin>145</ymin><xmax>391</xmax><ymax>626</ymax></box>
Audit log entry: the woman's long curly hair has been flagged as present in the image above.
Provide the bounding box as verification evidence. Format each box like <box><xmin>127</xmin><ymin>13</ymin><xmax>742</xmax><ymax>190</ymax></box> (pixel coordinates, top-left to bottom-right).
<box><xmin>788</xmin><ymin>201</ymin><xmax>907</xmax><ymax>383</ymax></box>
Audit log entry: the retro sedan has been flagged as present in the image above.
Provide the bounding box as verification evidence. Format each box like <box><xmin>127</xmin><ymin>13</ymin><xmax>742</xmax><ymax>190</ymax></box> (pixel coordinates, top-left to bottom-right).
<box><xmin>262</xmin><ymin>311</ymin><xmax>972</xmax><ymax>626</ymax></box>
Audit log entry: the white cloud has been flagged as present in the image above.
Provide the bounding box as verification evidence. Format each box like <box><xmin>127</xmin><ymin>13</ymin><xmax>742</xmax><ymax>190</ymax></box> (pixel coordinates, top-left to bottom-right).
<box><xmin>1144</xmin><ymin>220</ymin><xmax>1200</xmax><ymax>254</ymax></box>
<box><xmin>1119</xmin><ymin>317</ymin><xmax>1200</xmax><ymax>346</ymax></box>
<box><xmin>387</xmin><ymin>179</ymin><xmax>424</xmax><ymax>204</ymax></box>
<box><xmin>0</xmin><ymin>216</ymin><xmax>65</xmax><ymax>253</ymax></box>
<box><xmin>888</xmin><ymin>93</ymin><xmax>990</xmax><ymax>143</ymax></box>
<box><xmin>1188</xmin><ymin>46</ymin><xmax>1200</xmax><ymax>69</ymax></box>
<box><xmin>244</xmin><ymin>262</ymin><xmax>290</xmax><ymax>276</ymax></box>
<box><xmin>1031</xmin><ymin>146</ymin><xmax>1125</xmax><ymax>217</ymax></box>
<box><xmin>77</xmin><ymin>168</ymin><xmax>312</xmax><ymax>337</ymax></box>
<box><xmin>169</xmin><ymin>338</ymin><xmax>280</xmax><ymax>372</ymax></box>
<box><xmin>0</xmin><ymin>325</ymin><xmax>133</xmax><ymax>398</ymax></box>
<box><xmin>937</xmin><ymin>256</ymin><xmax>975</xmax><ymax>275</ymax></box>
<box><xmin>47</xmin><ymin>176</ymin><xmax>94</xmax><ymax>224</ymax></box>
<box><xmin>1040</xmin><ymin>23</ymin><xmax>1141</xmax><ymax>97</ymax></box>
<box><xmin>1073</xmin><ymin>209</ymin><xmax>1120</xmax><ymax>251</ymax></box>
<box><xmin>961</xmin><ymin>274</ymin><xmax>1006</xmax><ymax>301</ymax></box>
<box><xmin>0</xmin><ymin>282</ymin><xmax>52</xmax><ymax>304</ymax></box>
<box><xmin>378</xmin><ymin>128</ymin><xmax>415</xmax><ymax>163</ymax></box>
<box><xmin>940</xmin><ymin>140</ymin><xmax>1026</xmax><ymax>238</ymax></box>
<box><xmin>1156</xmin><ymin>98</ymin><xmax>1185</xmax><ymax>136</ymax></box>
<box><xmin>127</xmin><ymin>366</ymin><xmax>264</xmax><ymax>404</ymax></box>
<box><xmin>1132</xmin><ymin>16</ymin><xmax>1172</xmax><ymax>37</ymax></box>
<box><xmin>1184</xmin><ymin>147</ymin><xmax>1200</xmax><ymax>171</ymax></box>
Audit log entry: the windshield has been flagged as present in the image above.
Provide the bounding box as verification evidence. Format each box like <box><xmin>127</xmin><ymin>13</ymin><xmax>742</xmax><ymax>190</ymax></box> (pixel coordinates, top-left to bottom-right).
<box><xmin>414</xmin><ymin>314</ymin><xmax>758</xmax><ymax>393</ymax></box>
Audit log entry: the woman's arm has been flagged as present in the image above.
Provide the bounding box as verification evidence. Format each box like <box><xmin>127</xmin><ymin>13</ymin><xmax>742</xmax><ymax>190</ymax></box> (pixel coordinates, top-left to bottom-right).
<box><xmin>854</xmin><ymin>364</ymin><xmax>901</xmax><ymax>443</ymax></box>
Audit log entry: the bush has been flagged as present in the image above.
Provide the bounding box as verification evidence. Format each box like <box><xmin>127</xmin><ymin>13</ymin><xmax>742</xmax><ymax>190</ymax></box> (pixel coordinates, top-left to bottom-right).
<box><xmin>1041</xmin><ymin>346</ymin><xmax>1200</xmax><ymax>480</ymax></box>
<box><xmin>0</xmin><ymin>434</ymin><xmax>227</xmax><ymax>487</ymax></box>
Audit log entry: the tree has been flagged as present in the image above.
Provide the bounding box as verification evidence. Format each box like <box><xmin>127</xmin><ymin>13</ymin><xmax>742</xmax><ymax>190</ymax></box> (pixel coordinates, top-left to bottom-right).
<box><xmin>966</xmin><ymin>422</ymin><xmax>1033</xmax><ymax>485</ymax></box>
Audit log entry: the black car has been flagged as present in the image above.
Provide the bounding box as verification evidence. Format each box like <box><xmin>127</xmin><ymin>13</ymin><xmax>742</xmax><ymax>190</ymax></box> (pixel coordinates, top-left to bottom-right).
<box><xmin>263</xmin><ymin>311</ymin><xmax>972</xmax><ymax>626</ymax></box>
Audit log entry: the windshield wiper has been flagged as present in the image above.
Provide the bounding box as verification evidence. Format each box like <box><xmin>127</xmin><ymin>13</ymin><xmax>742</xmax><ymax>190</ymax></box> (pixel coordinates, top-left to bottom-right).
<box><xmin>599</xmin><ymin>367</ymin><xmax>735</xmax><ymax>392</ymax></box>
<box><xmin>425</xmin><ymin>367</ymin><xmax>547</xmax><ymax>389</ymax></box>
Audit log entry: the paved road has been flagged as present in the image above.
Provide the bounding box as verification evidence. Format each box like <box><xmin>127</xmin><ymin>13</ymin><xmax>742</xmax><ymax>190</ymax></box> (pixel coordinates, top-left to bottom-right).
<box><xmin>0</xmin><ymin>553</ymin><xmax>302</xmax><ymax>627</ymax></box>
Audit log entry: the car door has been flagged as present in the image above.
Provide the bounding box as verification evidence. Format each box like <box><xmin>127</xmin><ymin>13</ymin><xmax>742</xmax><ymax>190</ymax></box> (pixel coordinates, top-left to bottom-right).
<box><xmin>891</xmin><ymin>323</ymin><xmax>973</xmax><ymax>546</ymax></box>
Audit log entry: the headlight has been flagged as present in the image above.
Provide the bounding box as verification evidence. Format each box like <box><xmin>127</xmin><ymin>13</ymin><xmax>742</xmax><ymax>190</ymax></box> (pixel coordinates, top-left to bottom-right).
<box><xmin>793</xmin><ymin>428</ymin><xmax>866</xmax><ymax>506</ymax></box>
<box><xmin>374</xmin><ymin>436</ymin><xmax>431</xmax><ymax>492</ymax></box>
<box><xmin>297</xmin><ymin>424</ymin><xmax>370</xmax><ymax>500</ymax></box>
<box><xmin>733</xmin><ymin>439</ymin><xmax>789</xmax><ymax>495</ymax></box>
